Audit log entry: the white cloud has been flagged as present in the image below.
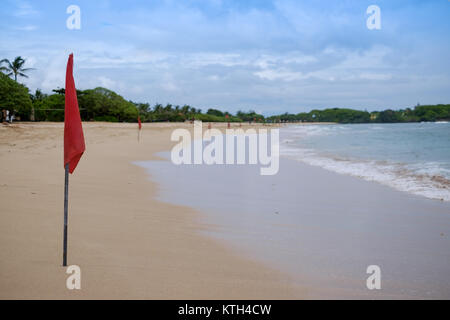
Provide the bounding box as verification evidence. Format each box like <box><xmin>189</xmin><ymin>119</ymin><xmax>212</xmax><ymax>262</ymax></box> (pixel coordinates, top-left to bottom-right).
<box><xmin>40</xmin><ymin>54</ymin><xmax>67</xmax><ymax>91</ymax></box>
<box><xmin>14</xmin><ymin>25</ymin><xmax>38</xmax><ymax>31</ymax></box>
<box><xmin>207</xmin><ymin>75</ymin><xmax>220</xmax><ymax>81</ymax></box>
<box><xmin>359</xmin><ymin>73</ymin><xmax>392</xmax><ymax>81</ymax></box>
<box><xmin>160</xmin><ymin>73</ymin><xmax>179</xmax><ymax>92</ymax></box>
<box><xmin>254</xmin><ymin>68</ymin><xmax>303</xmax><ymax>81</ymax></box>
<box><xmin>2</xmin><ymin>1</ymin><xmax>449</xmax><ymax>113</ymax></box>
<box><xmin>183</xmin><ymin>53</ymin><xmax>247</xmax><ymax>68</ymax></box>
<box><xmin>13</xmin><ymin>1</ymin><xmax>39</xmax><ymax>17</ymax></box>
<box><xmin>98</xmin><ymin>76</ymin><xmax>117</xmax><ymax>89</ymax></box>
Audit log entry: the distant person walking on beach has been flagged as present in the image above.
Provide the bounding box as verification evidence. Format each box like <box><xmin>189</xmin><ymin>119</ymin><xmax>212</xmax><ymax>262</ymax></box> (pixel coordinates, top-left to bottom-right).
<box><xmin>3</xmin><ymin>110</ymin><xmax>13</xmax><ymax>123</ymax></box>
<box><xmin>7</xmin><ymin>110</ymin><xmax>13</xmax><ymax>123</ymax></box>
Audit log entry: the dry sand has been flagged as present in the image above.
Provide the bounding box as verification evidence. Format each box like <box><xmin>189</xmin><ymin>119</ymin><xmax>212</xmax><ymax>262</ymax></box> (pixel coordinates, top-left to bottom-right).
<box><xmin>0</xmin><ymin>122</ymin><xmax>302</xmax><ymax>299</ymax></box>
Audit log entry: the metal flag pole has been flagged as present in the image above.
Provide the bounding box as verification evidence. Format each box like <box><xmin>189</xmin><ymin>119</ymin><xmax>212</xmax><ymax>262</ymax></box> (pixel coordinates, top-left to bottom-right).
<box><xmin>63</xmin><ymin>163</ymin><xmax>69</xmax><ymax>266</ymax></box>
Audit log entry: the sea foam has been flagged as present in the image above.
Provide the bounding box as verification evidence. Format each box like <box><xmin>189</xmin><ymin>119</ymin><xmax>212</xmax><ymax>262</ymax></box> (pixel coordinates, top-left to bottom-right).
<box><xmin>280</xmin><ymin>123</ymin><xmax>450</xmax><ymax>202</ymax></box>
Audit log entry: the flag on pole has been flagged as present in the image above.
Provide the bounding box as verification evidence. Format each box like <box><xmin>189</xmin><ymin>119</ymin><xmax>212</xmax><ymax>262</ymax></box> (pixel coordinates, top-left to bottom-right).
<box><xmin>64</xmin><ymin>54</ymin><xmax>85</xmax><ymax>173</ymax></box>
<box><xmin>137</xmin><ymin>115</ymin><xmax>142</xmax><ymax>142</ymax></box>
<box><xmin>62</xmin><ymin>53</ymin><xmax>84</xmax><ymax>267</ymax></box>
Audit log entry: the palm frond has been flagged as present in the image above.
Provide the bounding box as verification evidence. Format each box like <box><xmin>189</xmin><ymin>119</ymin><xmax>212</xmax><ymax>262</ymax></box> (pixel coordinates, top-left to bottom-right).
<box><xmin>14</xmin><ymin>56</ymin><xmax>25</xmax><ymax>63</ymax></box>
<box><xmin>1</xmin><ymin>59</ymin><xmax>14</xmax><ymax>70</ymax></box>
<box><xmin>1</xmin><ymin>57</ymin><xmax>34</xmax><ymax>80</ymax></box>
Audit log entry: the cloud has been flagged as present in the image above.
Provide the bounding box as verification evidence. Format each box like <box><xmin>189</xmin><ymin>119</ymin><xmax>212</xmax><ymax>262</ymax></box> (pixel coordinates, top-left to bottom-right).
<box><xmin>254</xmin><ymin>68</ymin><xmax>303</xmax><ymax>81</ymax></box>
<box><xmin>160</xmin><ymin>73</ymin><xmax>179</xmax><ymax>92</ymax></box>
<box><xmin>359</xmin><ymin>73</ymin><xmax>392</xmax><ymax>81</ymax></box>
<box><xmin>1</xmin><ymin>0</ymin><xmax>449</xmax><ymax>114</ymax></box>
<box><xmin>183</xmin><ymin>53</ymin><xmax>247</xmax><ymax>68</ymax></box>
<box><xmin>14</xmin><ymin>25</ymin><xmax>38</xmax><ymax>31</ymax></box>
<box><xmin>39</xmin><ymin>54</ymin><xmax>67</xmax><ymax>91</ymax></box>
<box><xmin>97</xmin><ymin>76</ymin><xmax>116</xmax><ymax>89</ymax></box>
<box><xmin>13</xmin><ymin>1</ymin><xmax>39</xmax><ymax>17</ymax></box>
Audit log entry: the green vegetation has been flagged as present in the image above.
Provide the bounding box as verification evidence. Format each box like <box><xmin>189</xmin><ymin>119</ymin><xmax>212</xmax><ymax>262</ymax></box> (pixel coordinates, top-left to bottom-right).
<box><xmin>267</xmin><ymin>108</ymin><xmax>371</xmax><ymax>123</ymax></box>
<box><xmin>266</xmin><ymin>105</ymin><xmax>450</xmax><ymax>124</ymax></box>
<box><xmin>0</xmin><ymin>73</ymin><xmax>32</xmax><ymax>120</ymax></box>
<box><xmin>6</xmin><ymin>82</ymin><xmax>450</xmax><ymax>123</ymax></box>
<box><xmin>1</xmin><ymin>56</ymin><xmax>449</xmax><ymax>123</ymax></box>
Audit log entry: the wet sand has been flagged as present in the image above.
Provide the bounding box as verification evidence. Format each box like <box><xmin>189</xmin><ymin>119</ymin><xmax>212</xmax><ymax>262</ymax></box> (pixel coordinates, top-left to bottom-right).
<box><xmin>140</xmin><ymin>152</ymin><xmax>450</xmax><ymax>299</ymax></box>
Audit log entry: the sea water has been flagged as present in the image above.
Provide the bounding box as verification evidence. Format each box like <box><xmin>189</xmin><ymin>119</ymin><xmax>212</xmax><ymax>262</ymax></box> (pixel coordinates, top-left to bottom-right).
<box><xmin>281</xmin><ymin>122</ymin><xmax>450</xmax><ymax>201</ymax></box>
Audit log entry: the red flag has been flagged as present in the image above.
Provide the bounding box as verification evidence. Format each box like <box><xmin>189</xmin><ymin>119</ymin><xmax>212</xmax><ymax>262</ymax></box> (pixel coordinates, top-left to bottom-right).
<box><xmin>64</xmin><ymin>54</ymin><xmax>85</xmax><ymax>174</ymax></box>
<box><xmin>138</xmin><ymin>116</ymin><xmax>142</xmax><ymax>130</ymax></box>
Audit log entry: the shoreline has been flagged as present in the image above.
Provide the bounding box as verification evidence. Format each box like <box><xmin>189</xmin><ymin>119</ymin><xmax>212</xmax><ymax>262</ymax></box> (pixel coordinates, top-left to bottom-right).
<box><xmin>0</xmin><ymin>122</ymin><xmax>302</xmax><ymax>299</ymax></box>
<box><xmin>140</xmin><ymin>148</ymin><xmax>450</xmax><ymax>299</ymax></box>
<box><xmin>280</xmin><ymin>122</ymin><xmax>450</xmax><ymax>202</ymax></box>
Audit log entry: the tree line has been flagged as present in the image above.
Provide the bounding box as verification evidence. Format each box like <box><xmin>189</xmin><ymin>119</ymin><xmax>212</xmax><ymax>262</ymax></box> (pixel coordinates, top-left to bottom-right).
<box><xmin>1</xmin><ymin>56</ymin><xmax>449</xmax><ymax>124</ymax></box>
<box><xmin>266</xmin><ymin>105</ymin><xmax>450</xmax><ymax>123</ymax></box>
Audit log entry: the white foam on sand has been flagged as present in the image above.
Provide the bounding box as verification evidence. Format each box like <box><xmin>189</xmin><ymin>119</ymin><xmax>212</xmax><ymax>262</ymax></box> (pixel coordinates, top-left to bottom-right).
<box><xmin>280</xmin><ymin>132</ymin><xmax>450</xmax><ymax>202</ymax></box>
<box><xmin>281</xmin><ymin>145</ymin><xmax>450</xmax><ymax>202</ymax></box>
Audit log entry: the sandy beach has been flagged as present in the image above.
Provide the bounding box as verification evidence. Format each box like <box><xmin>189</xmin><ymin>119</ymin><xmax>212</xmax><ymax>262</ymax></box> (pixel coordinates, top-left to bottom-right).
<box><xmin>1</xmin><ymin>0</ymin><xmax>449</xmax><ymax>305</ymax></box>
<box><xmin>0</xmin><ymin>122</ymin><xmax>301</xmax><ymax>299</ymax></box>
<box><xmin>1</xmin><ymin>121</ymin><xmax>449</xmax><ymax>300</ymax></box>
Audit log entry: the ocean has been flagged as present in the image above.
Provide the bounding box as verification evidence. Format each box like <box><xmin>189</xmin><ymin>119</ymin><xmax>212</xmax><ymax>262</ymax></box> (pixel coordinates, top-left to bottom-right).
<box><xmin>281</xmin><ymin>122</ymin><xmax>450</xmax><ymax>201</ymax></box>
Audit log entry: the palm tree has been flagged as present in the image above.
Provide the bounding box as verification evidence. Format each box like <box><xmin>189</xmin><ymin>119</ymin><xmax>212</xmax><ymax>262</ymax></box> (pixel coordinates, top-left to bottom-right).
<box><xmin>0</xmin><ymin>56</ymin><xmax>34</xmax><ymax>82</ymax></box>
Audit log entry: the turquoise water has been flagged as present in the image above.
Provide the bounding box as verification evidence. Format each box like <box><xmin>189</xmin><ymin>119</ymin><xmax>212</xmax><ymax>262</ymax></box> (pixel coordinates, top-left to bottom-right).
<box><xmin>281</xmin><ymin>122</ymin><xmax>450</xmax><ymax>201</ymax></box>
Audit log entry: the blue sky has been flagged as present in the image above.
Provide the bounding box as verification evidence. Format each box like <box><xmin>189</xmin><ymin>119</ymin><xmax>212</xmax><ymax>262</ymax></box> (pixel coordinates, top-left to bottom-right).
<box><xmin>1</xmin><ymin>0</ymin><xmax>449</xmax><ymax>115</ymax></box>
